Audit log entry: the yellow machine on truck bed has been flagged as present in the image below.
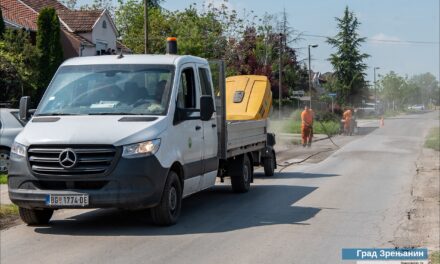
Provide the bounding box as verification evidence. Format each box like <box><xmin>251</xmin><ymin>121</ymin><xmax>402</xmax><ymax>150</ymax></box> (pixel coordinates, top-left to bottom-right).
<box><xmin>225</xmin><ymin>75</ymin><xmax>272</xmax><ymax>121</ymax></box>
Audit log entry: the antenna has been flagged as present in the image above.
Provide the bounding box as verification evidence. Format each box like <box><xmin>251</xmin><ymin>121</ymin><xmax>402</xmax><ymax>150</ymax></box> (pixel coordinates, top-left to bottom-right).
<box><xmin>117</xmin><ymin>49</ymin><xmax>124</xmax><ymax>59</ymax></box>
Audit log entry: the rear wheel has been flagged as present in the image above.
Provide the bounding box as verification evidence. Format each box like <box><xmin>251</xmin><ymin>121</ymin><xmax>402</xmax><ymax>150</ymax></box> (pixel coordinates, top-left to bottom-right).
<box><xmin>231</xmin><ymin>155</ymin><xmax>251</xmax><ymax>193</ymax></box>
<box><xmin>263</xmin><ymin>151</ymin><xmax>275</xmax><ymax>177</ymax></box>
<box><xmin>151</xmin><ymin>171</ymin><xmax>182</xmax><ymax>226</ymax></box>
<box><xmin>0</xmin><ymin>149</ymin><xmax>10</xmax><ymax>173</ymax></box>
<box><xmin>19</xmin><ymin>207</ymin><xmax>53</xmax><ymax>225</ymax></box>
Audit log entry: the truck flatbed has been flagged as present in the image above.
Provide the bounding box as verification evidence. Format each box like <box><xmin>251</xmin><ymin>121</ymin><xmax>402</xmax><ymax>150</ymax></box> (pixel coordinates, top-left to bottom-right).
<box><xmin>213</xmin><ymin>60</ymin><xmax>269</xmax><ymax>160</ymax></box>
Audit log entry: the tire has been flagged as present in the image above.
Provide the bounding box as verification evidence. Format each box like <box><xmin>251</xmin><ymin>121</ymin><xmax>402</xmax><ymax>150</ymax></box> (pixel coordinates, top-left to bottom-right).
<box><xmin>231</xmin><ymin>155</ymin><xmax>251</xmax><ymax>193</ymax></box>
<box><xmin>19</xmin><ymin>207</ymin><xmax>53</xmax><ymax>225</ymax></box>
<box><xmin>263</xmin><ymin>151</ymin><xmax>275</xmax><ymax>177</ymax></box>
<box><xmin>0</xmin><ymin>149</ymin><xmax>10</xmax><ymax>173</ymax></box>
<box><xmin>151</xmin><ymin>171</ymin><xmax>182</xmax><ymax>226</ymax></box>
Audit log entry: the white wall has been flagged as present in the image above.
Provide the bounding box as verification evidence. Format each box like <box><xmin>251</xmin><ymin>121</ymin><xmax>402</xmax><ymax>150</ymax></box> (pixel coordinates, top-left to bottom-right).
<box><xmin>79</xmin><ymin>32</ymin><xmax>92</xmax><ymax>43</ymax></box>
<box><xmin>81</xmin><ymin>46</ymin><xmax>96</xmax><ymax>57</ymax></box>
<box><xmin>92</xmin><ymin>13</ymin><xmax>117</xmax><ymax>52</ymax></box>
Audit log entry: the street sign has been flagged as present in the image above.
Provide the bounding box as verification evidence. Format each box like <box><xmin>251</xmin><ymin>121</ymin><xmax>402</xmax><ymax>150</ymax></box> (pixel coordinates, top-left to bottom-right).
<box><xmin>328</xmin><ymin>93</ymin><xmax>337</xmax><ymax>97</ymax></box>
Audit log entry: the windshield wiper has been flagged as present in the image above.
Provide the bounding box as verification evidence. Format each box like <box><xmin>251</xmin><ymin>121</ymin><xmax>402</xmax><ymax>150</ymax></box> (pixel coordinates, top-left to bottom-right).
<box><xmin>36</xmin><ymin>113</ymin><xmax>78</xmax><ymax>116</ymax></box>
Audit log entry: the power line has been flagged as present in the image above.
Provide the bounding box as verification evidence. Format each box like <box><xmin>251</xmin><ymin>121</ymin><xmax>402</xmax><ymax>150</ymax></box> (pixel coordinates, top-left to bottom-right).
<box><xmin>302</xmin><ymin>33</ymin><xmax>439</xmax><ymax>45</ymax></box>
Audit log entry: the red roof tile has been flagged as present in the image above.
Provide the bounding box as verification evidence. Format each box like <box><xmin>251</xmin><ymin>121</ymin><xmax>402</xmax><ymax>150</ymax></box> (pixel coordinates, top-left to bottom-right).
<box><xmin>20</xmin><ymin>0</ymin><xmax>67</xmax><ymax>12</ymax></box>
<box><xmin>0</xmin><ymin>0</ymin><xmax>38</xmax><ymax>31</ymax></box>
<box><xmin>57</xmin><ymin>9</ymin><xmax>103</xmax><ymax>33</ymax></box>
<box><xmin>61</xmin><ymin>26</ymin><xmax>94</xmax><ymax>46</ymax></box>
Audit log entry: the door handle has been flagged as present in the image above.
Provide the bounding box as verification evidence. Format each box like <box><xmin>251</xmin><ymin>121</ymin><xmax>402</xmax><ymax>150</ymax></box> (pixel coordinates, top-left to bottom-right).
<box><xmin>211</xmin><ymin>123</ymin><xmax>217</xmax><ymax>128</ymax></box>
<box><xmin>195</xmin><ymin>125</ymin><xmax>201</xmax><ymax>130</ymax></box>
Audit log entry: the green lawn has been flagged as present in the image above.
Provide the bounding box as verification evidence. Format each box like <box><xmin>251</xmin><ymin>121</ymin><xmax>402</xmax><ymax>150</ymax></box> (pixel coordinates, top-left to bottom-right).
<box><xmin>284</xmin><ymin>120</ymin><xmax>340</xmax><ymax>135</ymax></box>
<box><xmin>0</xmin><ymin>204</ymin><xmax>17</xmax><ymax>218</ymax></box>
<box><xmin>0</xmin><ymin>174</ymin><xmax>7</xmax><ymax>184</ymax></box>
<box><xmin>425</xmin><ymin>127</ymin><xmax>440</xmax><ymax>151</ymax></box>
<box><xmin>269</xmin><ymin>119</ymin><xmax>340</xmax><ymax>135</ymax></box>
<box><xmin>431</xmin><ymin>251</ymin><xmax>440</xmax><ymax>264</ymax></box>
<box><xmin>0</xmin><ymin>204</ymin><xmax>18</xmax><ymax>229</ymax></box>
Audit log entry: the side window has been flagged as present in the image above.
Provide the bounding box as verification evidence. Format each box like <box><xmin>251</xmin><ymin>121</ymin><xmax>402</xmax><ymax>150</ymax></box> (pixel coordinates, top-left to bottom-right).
<box><xmin>177</xmin><ymin>67</ymin><xmax>196</xmax><ymax>109</ymax></box>
<box><xmin>198</xmin><ymin>67</ymin><xmax>213</xmax><ymax>96</ymax></box>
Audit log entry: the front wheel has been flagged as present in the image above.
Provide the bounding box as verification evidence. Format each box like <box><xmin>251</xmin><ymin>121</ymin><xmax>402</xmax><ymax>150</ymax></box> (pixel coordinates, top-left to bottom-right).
<box><xmin>151</xmin><ymin>171</ymin><xmax>182</xmax><ymax>226</ymax></box>
<box><xmin>19</xmin><ymin>207</ymin><xmax>53</xmax><ymax>225</ymax></box>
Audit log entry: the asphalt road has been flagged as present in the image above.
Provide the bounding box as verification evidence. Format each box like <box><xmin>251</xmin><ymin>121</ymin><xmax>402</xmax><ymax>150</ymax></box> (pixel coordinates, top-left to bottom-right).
<box><xmin>1</xmin><ymin>111</ymin><xmax>438</xmax><ymax>264</ymax></box>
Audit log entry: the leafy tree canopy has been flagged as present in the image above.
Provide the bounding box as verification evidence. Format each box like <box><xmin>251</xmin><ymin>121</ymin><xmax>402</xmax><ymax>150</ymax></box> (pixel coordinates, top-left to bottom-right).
<box><xmin>327</xmin><ymin>6</ymin><xmax>369</xmax><ymax>106</ymax></box>
<box><xmin>36</xmin><ymin>7</ymin><xmax>63</xmax><ymax>100</ymax></box>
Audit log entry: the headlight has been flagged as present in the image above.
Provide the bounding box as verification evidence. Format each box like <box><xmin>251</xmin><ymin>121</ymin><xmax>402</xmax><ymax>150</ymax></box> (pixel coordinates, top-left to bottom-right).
<box><xmin>122</xmin><ymin>139</ymin><xmax>161</xmax><ymax>158</ymax></box>
<box><xmin>11</xmin><ymin>142</ymin><xmax>27</xmax><ymax>159</ymax></box>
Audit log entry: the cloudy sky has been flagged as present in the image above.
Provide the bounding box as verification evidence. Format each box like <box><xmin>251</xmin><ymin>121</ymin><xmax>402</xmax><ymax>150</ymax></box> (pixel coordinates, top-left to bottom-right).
<box><xmin>78</xmin><ymin>0</ymin><xmax>439</xmax><ymax>82</ymax></box>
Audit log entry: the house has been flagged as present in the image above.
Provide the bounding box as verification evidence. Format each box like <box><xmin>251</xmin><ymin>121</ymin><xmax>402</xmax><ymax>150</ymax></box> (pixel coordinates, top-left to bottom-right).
<box><xmin>0</xmin><ymin>0</ymin><xmax>130</xmax><ymax>59</ymax></box>
<box><xmin>311</xmin><ymin>71</ymin><xmax>328</xmax><ymax>96</ymax></box>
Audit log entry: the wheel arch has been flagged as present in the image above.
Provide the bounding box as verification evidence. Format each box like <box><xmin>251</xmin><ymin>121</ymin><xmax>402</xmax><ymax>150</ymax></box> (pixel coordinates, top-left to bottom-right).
<box><xmin>169</xmin><ymin>161</ymin><xmax>184</xmax><ymax>189</ymax></box>
<box><xmin>0</xmin><ymin>145</ymin><xmax>10</xmax><ymax>152</ymax></box>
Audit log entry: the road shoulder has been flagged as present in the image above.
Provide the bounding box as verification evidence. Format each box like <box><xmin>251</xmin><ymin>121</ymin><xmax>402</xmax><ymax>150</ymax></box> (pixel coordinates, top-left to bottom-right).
<box><xmin>391</xmin><ymin>146</ymin><xmax>440</xmax><ymax>253</ymax></box>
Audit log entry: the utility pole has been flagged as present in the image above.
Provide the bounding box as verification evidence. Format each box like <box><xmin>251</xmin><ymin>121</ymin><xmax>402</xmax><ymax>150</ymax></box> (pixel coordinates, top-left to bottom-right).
<box><xmin>308</xmin><ymin>44</ymin><xmax>318</xmax><ymax>108</ymax></box>
<box><xmin>373</xmin><ymin>67</ymin><xmax>380</xmax><ymax>110</ymax></box>
<box><xmin>144</xmin><ymin>0</ymin><xmax>148</xmax><ymax>54</ymax></box>
<box><xmin>278</xmin><ymin>33</ymin><xmax>283</xmax><ymax>119</ymax></box>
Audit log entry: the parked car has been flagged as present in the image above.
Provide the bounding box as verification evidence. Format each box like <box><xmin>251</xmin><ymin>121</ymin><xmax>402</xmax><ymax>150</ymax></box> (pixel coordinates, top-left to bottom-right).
<box><xmin>408</xmin><ymin>104</ymin><xmax>425</xmax><ymax>111</ymax></box>
<box><xmin>0</xmin><ymin>108</ymin><xmax>25</xmax><ymax>172</ymax></box>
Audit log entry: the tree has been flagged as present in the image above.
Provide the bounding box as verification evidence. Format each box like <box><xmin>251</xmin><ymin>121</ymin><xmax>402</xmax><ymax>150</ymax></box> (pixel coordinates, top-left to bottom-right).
<box><xmin>116</xmin><ymin>2</ymin><xmax>226</xmax><ymax>56</ymax></box>
<box><xmin>327</xmin><ymin>6</ymin><xmax>369</xmax><ymax>106</ymax></box>
<box><xmin>0</xmin><ymin>29</ymin><xmax>40</xmax><ymax>105</ymax></box>
<box><xmin>409</xmin><ymin>73</ymin><xmax>439</xmax><ymax>106</ymax></box>
<box><xmin>379</xmin><ymin>71</ymin><xmax>412</xmax><ymax>110</ymax></box>
<box><xmin>115</xmin><ymin>0</ymin><xmax>306</xmax><ymax>108</ymax></box>
<box><xmin>36</xmin><ymin>8</ymin><xmax>63</xmax><ymax>100</ymax></box>
<box><xmin>0</xmin><ymin>7</ymin><xmax>5</xmax><ymax>38</ymax></box>
<box><xmin>0</xmin><ymin>56</ymin><xmax>22</xmax><ymax>105</ymax></box>
<box><xmin>60</xmin><ymin>0</ymin><xmax>77</xmax><ymax>9</ymax></box>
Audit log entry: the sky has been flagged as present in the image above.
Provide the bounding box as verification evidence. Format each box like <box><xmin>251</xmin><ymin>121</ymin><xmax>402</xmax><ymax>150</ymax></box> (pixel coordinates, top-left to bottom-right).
<box><xmin>78</xmin><ymin>0</ymin><xmax>440</xmax><ymax>83</ymax></box>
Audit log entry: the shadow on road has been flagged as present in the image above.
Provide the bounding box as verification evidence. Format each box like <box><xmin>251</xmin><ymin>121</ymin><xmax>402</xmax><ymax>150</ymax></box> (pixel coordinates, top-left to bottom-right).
<box><xmin>254</xmin><ymin>172</ymin><xmax>339</xmax><ymax>179</ymax></box>
<box><xmin>33</xmin><ymin>185</ymin><xmax>324</xmax><ymax>236</ymax></box>
<box><xmin>357</xmin><ymin>126</ymin><xmax>378</xmax><ymax>135</ymax></box>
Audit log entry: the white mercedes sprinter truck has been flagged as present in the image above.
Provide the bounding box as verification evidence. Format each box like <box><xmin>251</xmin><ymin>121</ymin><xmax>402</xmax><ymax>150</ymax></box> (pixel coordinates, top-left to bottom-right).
<box><xmin>8</xmin><ymin>43</ymin><xmax>276</xmax><ymax>226</ymax></box>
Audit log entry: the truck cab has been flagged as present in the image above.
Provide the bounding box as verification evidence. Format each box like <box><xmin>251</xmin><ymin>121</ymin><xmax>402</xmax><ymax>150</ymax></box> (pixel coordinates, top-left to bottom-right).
<box><xmin>9</xmin><ymin>54</ymin><xmax>219</xmax><ymax>225</ymax></box>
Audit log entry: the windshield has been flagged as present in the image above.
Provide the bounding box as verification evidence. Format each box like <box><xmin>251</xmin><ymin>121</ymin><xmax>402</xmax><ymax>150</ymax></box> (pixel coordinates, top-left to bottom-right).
<box><xmin>37</xmin><ymin>64</ymin><xmax>174</xmax><ymax>116</ymax></box>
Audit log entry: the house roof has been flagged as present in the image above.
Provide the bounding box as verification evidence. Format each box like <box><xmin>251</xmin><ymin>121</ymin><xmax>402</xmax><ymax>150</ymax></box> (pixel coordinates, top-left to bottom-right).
<box><xmin>116</xmin><ymin>41</ymin><xmax>132</xmax><ymax>53</ymax></box>
<box><xmin>57</xmin><ymin>9</ymin><xmax>103</xmax><ymax>33</ymax></box>
<box><xmin>2</xmin><ymin>0</ymin><xmax>112</xmax><ymax>34</ymax></box>
<box><xmin>19</xmin><ymin>0</ymin><xmax>68</xmax><ymax>13</ymax></box>
<box><xmin>0</xmin><ymin>0</ymin><xmax>38</xmax><ymax>31</ymax></box>
<box><xmin>61</xmin><ymin>25</ymin><xmax>95</xmax><ymax>47</ymax></box>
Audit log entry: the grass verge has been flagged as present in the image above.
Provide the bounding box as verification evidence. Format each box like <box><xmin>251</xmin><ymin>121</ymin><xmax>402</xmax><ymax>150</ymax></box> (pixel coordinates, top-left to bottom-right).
<box><xmin>425</xmin><ymin>127</ymin><xmax>440</xmax><ymax>151</ymax></box>
<box><xmin>0</xmin><ymin>174</ymin><xmax>7</xmax><ymax>184</ymax></box>
<box><xmin>283</xmin><ymin>120</ymin><xmax>340</xmax><ymax>135</ymax></box>
<box><xmin>269</xmin><ymin>119</ymin><xmax>340</xmax><ymax>136</ymax></box>
<box><xmin>0</xmin><ymin>204</ymin><xmax>19</xmax><ymax>229</ymax></box>
<box><xmin>431</xmin><ymin>251</ymin><xmax>440</xmax><ymax>264</ymax></box>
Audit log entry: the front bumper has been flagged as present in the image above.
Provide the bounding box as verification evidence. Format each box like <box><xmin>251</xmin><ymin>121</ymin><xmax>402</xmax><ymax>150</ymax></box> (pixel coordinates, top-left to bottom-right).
<box><xmin>8</xmin><ymin>153</ymin><xmax>169</xmax><ymax>209</ymax></box>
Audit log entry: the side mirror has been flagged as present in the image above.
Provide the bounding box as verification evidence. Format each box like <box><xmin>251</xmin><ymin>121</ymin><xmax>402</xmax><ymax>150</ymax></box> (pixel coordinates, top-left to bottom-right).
<box><xmin>200</xmin><ymin>95</ymin><xmax>214</xmax><ymax>121</ymax></box>
<box><xmin>19</xmin><ymin>96</ymin><xmax>31</xmax><ymax>121</ymax></box>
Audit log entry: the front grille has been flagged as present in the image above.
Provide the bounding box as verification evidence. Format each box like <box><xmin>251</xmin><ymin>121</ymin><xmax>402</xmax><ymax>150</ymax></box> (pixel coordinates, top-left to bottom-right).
<box><xmin>28</xmin><ymin>145</ymin><xmax>117</xmax><ymax>176</ymax></box>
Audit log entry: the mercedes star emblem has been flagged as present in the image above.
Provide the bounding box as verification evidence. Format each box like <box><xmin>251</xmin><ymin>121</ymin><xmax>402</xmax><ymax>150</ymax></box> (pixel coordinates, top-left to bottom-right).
<box><xmin>59</xmin><ymin>148</ymin><xmax>77</xmax><ymax>168</ymax></box>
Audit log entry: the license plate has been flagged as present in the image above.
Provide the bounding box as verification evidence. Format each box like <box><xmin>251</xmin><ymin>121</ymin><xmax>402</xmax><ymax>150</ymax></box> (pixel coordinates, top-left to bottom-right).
<box><xmin>46</xmin><ymin>194</ymin><xmax>89</xmax><ymax>207</ymax></box>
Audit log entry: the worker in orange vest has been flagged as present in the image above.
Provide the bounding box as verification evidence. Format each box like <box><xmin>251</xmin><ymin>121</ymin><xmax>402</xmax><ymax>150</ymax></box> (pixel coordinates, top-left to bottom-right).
<box><xmin>342</xmin><ymin>107</ymin><xmax>353</xmax><ymax>135</ymax></box>
<box><xmin>301</xmin><ymin>106</ymin><xmax>314</xmax><ymax>147</ymax></box>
